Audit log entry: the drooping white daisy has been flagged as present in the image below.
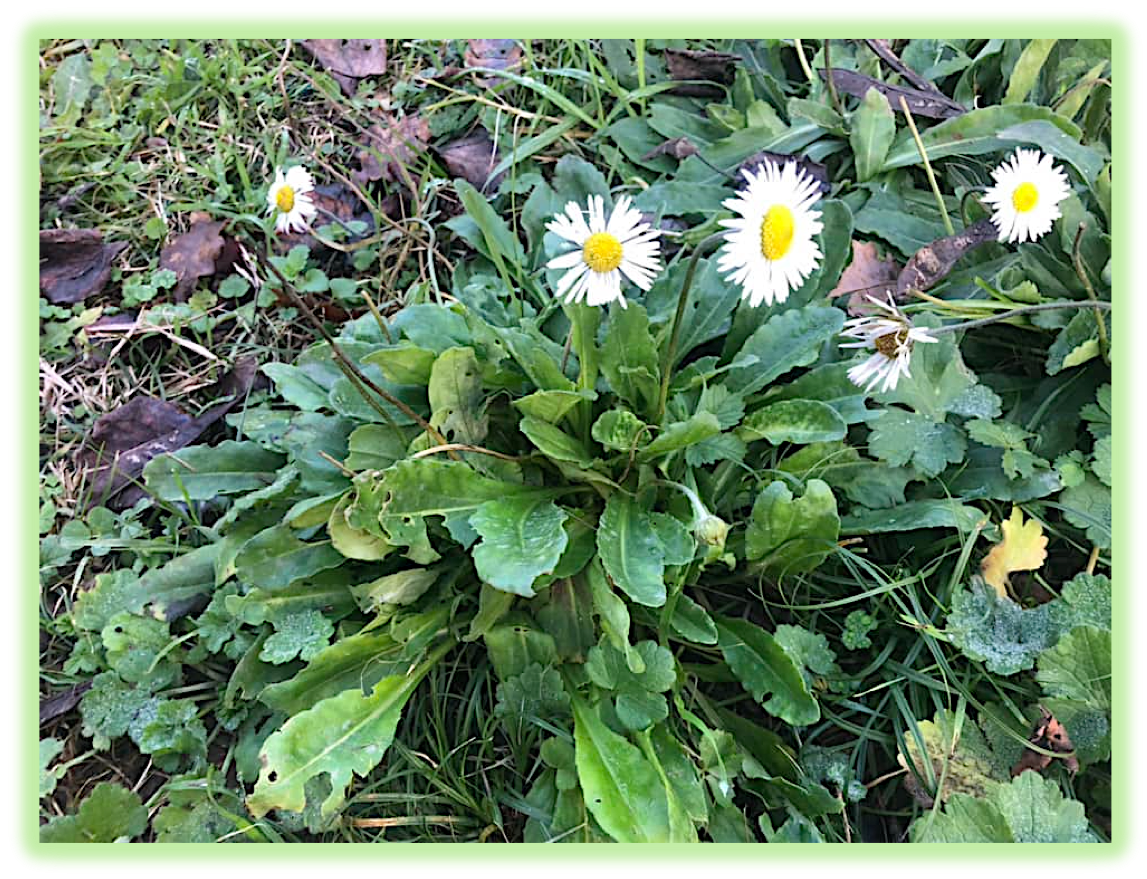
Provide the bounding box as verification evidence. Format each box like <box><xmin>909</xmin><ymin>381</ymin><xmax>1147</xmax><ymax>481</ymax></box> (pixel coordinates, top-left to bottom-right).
<box><xmin>840</xmin><ymin>293</ymin><xmax>939</xmax><ymax>393</ymax></box>
<box><xmin>266</xmin><ymin>165</ymin><xmax>317</xmax><ymax>234</ymax></box>
<box><xmin>982</xmin><ymin>148</ymin><xmax>1072</xmax><ymax>244</ymax></box>
<box><xmin>717</xmin><ymin>160</ymin><xmax>824</xmax><ymax>307</ymax></box>
<box><xmin>545</xmin><ymin>194</ymin><xmax>662</xmax><ymax>308</ymax></box>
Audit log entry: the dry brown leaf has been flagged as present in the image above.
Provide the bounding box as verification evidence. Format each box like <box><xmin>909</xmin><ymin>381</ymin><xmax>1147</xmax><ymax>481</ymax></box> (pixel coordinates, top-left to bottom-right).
<box><xmin>818</xmin><ymin>67</ymin><xmax>966</xmax><ymax>119</ymax></box>
<box><xmin>1011</xmin><ymin>707</ymin><xmax>1080</xmax><ymax>777</ymax></box>
<box><xmin>301</xmin><ymin>39</ymin><xmax>388</xmax><ymax>95</ymax></box>
<box><xmin>896</xmin><ymin>218</ymin><xmax>997</xmax><ymax>296</ymax></box>
<box><xmin>665</xmin><ymin>48</ymin><xmax>738</xmax><ymax>97</ymax></box>
<box><xmin>981</xmin><ymin>506</ymin><xmax>1049</xmax><ymax>598</ymax></box>
<box><xmin>159</xmin><ymin>214</ymin><xmax>227</xmax><ymax>301</ymax></box>
<box><xmin>39</xmin><ymin>228</ymin><xmax>127</xmax><ymax>305</ymax></box>
<box><xmin>436</xmin><ymin>129</ymin><xmax>504</xmax><ymax>193</ymax></box>
<box><xmin>353</xmin><ymin>114</ymin><xmax>431</xmax><ymax>188</ymax></box>
<box><xmin>641</xmin><ymin>137</ymin><xmax>699</xmax><ymax>162</ymax></box>
<box><xmin>830</xmin><ymin>240</ymin><xmax>903</xmax><ymax>315</ymax></box>
<box><xmin>464</xmin><ymin>39</ymin><xmax>522</xmax><ymax>73</ymax></box>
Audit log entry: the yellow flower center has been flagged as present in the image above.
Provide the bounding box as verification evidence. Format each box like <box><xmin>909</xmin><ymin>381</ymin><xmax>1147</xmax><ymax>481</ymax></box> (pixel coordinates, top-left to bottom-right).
<box><xmin>1011</xmin><ymin>182</ymin><xmax>1039</xmax><ymax>213</ymax></box>
<box><xmin>874</xmin><ymin>329</ymin><xmax>908</xmax><ymax>358</ymax></box>
<box><xmin>276</xmin><ymin>185</ymin><xmax>296</xmax><ymax>213</ymax></box>
<box><xmin>759</xmin><ymin>205</ymin><xmax>795</xmax><ymax>261</ymax></box>
<box><xmin>582</xmin><ymin>232</ymin><xmax>624</xmax><ymax>273</ymax></box>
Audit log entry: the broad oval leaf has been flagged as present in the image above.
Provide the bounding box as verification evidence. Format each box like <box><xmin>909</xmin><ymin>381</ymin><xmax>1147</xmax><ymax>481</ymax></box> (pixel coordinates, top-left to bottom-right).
<box><xmin>739</xmin><ymin>400</ymin><xmax>847</xmax><ymax>445</ymax></box>
<box><xmin>469</xmin><ymin>497</ymin><xmax>570</xmax><ymax>597</ymax></box>
<box><xmin>597</xmin><ymin>496</ymin><xmax>667</xmax><ymax>607</ymax></box>
<box><xmin>714</xmin><ymin>615</ymin><xmax>820</xmax><ymax>726</ymax></box>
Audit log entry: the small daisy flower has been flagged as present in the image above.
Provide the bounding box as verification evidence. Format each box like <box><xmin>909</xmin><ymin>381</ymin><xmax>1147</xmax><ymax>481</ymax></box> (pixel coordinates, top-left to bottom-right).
<box><xmin>545</xmin><ymin>194</ymin><xmax>662</xmax><ymax>308</ymax></box>
<box><xmin>266</xmin><ymin>165</ymin><xmax>317</xmax><ymax>234</ymax></box>
<box><xmin>717</xmin><ymin>160</ymin><xmax>824</xmax><ymax>307</ymax></box>
<box><xmin>840</xmin><ymin>293</ymin><xmax>938</xmax><ymax>393</ymax></box>
<box><xmin>983</xmin><ymin>148</ymin><xmax>1072</xmax><ymax>244</ymax></box>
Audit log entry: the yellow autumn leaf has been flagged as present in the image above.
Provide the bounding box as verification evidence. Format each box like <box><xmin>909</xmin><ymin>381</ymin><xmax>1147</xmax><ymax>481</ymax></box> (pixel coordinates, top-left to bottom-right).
<box><xmin>980</xmin><ymin>506</ymin><xmax>1048</xmax><ymax>598</ymax></box>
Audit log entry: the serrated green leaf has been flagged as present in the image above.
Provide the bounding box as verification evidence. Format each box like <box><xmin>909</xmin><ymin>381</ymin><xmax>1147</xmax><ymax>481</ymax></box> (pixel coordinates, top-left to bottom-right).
<box><xmin>591</xmin><ymin>408</ymin><xmax>646</xmax><ymax>452</ymax></box>
<box><xmin>469</xmin><ymin>497</ymin><xmax>570</xmax><ymax>597</ymax></box>
<box><xmin>247</xmin><ymin>647</ymin><xmax>446</xmax><ymax>819</ymax></box>
<box><xmin>495</xmin><ymin>663</ymin><xmax>570</xmax><ymax>727</ymax></box>
<box><xmin>260</xmin><ymin>610</ymin><xmax>335</xmax><ymax>665</ymax></box>
<box><xmin>1059</xmin><ymin>473</ymin><xmax>1111</xmax><ymax>548</ymax></box>
<box><xmin>946</xmin><ymin>579</ymin><xmax>1056</xmax><ymax>674</ymax></box>
<box><xmin>714</xmin><ymin>615</ymin><xmax>819</xmax><ymax>726</ymax></box>
<box><xmin>586</xmin><ymin>640</ymin><xmax>676</xmax><ymax>731</ymax></box>
<box><xmin>868</xmin><ymin>409</ymin><xmax>966</xmax><ymax>477</ymax></box>
<box><xmin>1037</xmin><ymin>626</ymin><xmax>1111</xmax><ymax>710</ymax></box>
<box><xmin>40</xmin><ymin>782</ymin><xmax>148</xmax><ymax>843</ymax></box>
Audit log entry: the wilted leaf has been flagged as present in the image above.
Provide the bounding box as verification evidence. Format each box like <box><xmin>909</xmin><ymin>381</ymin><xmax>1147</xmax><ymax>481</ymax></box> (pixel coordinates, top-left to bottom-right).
<box><xmin>665</xmin><ymin>47</ymin><xmax>738</xmax><ymax>97</ymax></box>
<box><xmin>39</xmin><ymin>228</ymin><xmax>127</xmax><ymax>304</ymax></box>
<box><xmin>353</xmin><ymin>114</ymin><xmax>430</xmax><ymax>187</ymax></box>
<box><xmin>464</xmin><ymin>39</ymin><xmax>523</xmax><ymax>74</ymax></box>
<box><xmin>301</xmin><ymin>39</ymin><xmax>388</xmax><ymax>95</ymax></box>
<box><xmin>832</xmin><ymin>240</ymin><xmax>902</xmax><ymax>314</ymax></box>
<box><xmin>896</xmin><ymin>218</ymin><xmax>997</xmax><ymax>295</ymax></box>
<box><xmin>898</xmin><ymin>710</ymin><xmax>1005</xmax><ymax>806</ymax></box>
<box><xmin>641</xmin><ymin>136</ymin><xmax>700</xmax><ymax>161</ymax></box>
<box><xmin>819</xmin><ymin>67</ymin><xmax>965</xmax><ymax>119</ymax></box>
<box><xmin>437</xmin><ymin>129</ymin><xmax>505</xmax><ymax>193</ymax></box>
<box><xmin>1011</xmin><ymin>707</ymin><xmax>1080</xmax><ymax>777</ymax></box>
<box><xmin>980</xmin><ymin>507</ymin><xmax>1048</xmax><ymax>597</ymax></box>
<box><xmin>159</xmin><ymin>214</ymin><xmax>227</xmax><ymax>301</ymax></box>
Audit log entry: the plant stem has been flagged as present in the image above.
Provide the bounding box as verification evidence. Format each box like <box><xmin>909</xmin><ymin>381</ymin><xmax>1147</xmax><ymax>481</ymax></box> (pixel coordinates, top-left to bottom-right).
<box><xmin>1072</xmin><ymin>222</ymin><xmax>1110</xmax><ymax>365</ymax></box>
<box><xmin>793</xmin><ymin>39</ymin><xmax>815</xmax><ymax>84</ymax></box>
<box><xmin>899</xmin><ymin>96</ymin><xmax>954</xmax><ymax>236</ymax></box>
<box><xmin>656</xmin><ymin>232</ymin><xmax>726</xmax><ymax>422</ymax></box>
<box><xmin>929</xmin><ymin>299</ymin><xmax>1112</xmax><ymax>335</ymax></box>
<box><xmin>823</xmin><ymin>39</ymin><xmax>844</xmax><ymax>117</ymax></box>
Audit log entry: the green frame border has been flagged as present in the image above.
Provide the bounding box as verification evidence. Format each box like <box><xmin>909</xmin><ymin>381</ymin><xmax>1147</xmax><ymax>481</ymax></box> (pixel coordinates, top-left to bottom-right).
<box><xmin>25</xmin><ymin>25</ymin><xmax>1126</xmax><ymax>856</ymax></box>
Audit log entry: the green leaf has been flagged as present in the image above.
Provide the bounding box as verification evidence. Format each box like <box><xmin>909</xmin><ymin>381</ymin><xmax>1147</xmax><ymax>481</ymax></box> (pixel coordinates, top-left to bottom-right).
<box><xmin>233</xmin><ymin>525</ymin><xmax>346</xmax><ymax>591</ymax></box>
<box><xmin>428</xmin><ymin>346</ymin><xmax>488</xmax><ymax>444</ymax></box>
<box><xmin>910</xmin><ymin>771</ymin><xmax>1097</xmax><ymax>843</ymax></box>
<box><xmin>774</xmin><ymin>624</ymin><xmax>841</xmax><ymax>692</ymax></box>
<box><xmin>764</xmin><ymin>362</ymin><xmax>872</xmax><ymax>425</ymax></box>
<box><xmin>714</xmin><ymin>615</ymin><xmax>819</xmax><ymax>726</ymax></box>
<box><xmin>40</xmin><ymin>782</ymin><xmax>148</xmax><ymax>843</ymax></box>
<box><xmin>143</xmin><ymin>441</ymin><xmax>286</xmax><ymax>501</ymax></box>
<box><xmin>745</xmin><ymin>479</ymin><xmax>839</xmax><ymax>575</ymax></box>
<box><xmin>591</xmin><ymin>408</ymin><xmax>646</xmax><ymax>452</ymax></box>
<box><xmin>850</xmin><ymin>87</ymin><xmax>896</xmax><ymax>182</ymax></box>
<box><xmin>102</xmin><ymin>612</ymin><xmax>180</xmax><ymax>689</ymax></box>
<box><xmin>882</xmin><ymin>104</ymin><xmax>1084</xmax><ymax>171</ymax></box>
<box><xmin>495</xmin><ymin>663</ymin><xmax>570</xmax><ymax>727</ymax></box>
<box><xmin>40</xmin><ymin>738</ymin><xmax>65</xmax><ymax>798</ymax></box>
<box><xmin>638</xmin><ymin>412</ymin><xmax>721</xmax><ymax>462</ymax></box>
<box><xmin>328</xmin><ymin>493</ymin><xmax>392</xmax><ymax>561</ymax></box>
<box><xmin>484</xmin><ymin>618</ymin><xmax>559</xmax><ymax>681</ymax></box>
<box><xmin>587</xmin><ymin>558</ymin><xmax>641</xmax><ymax>672</ymax></box>
<box><xmin>841</xmin><ymin>499</ymin><xmax>986</xmax><ymax>534</ymax></box>
<box><xmin>351</xmin><ymin>567</ymin><xmax>439</xmax><ymax>613</ymax></box>
<box><xmin>597</xmin><ymin>495</ymin><xmax>668</xmax><ymax>607</ymax></box>
<box><xmin>1059</xmin><ymin>474</ymin><xmax>1111</xmax><ymax>548</ymax></box>
<box><xmin>361</xmin><ymin>343</ymin><xmax>437</xmax><ymax>385</ymax></box>
<box><xmin>1037</xmin><ymin>626</ymin><xmax>1111</xmax><ymax>711</ymax></box>
<box><xmin>51</xmin><ymin>53</ymin><xmax>94</xmax><ymax>125</ymax></box>
<box><xmin>260</xmin><ymin>610</ymin><xmax>335</xmax><ymax>665</ymax></box>
<box><xmin>668</xmin><ymin>592</ymin><xmax>718</xmax><ymax>645</ymax></box>
<box><xmin>1003</xmin><ymin>39</ymin><xmax>1058</xmax><ymax>104</ymax></box>
<box><xmin>723</xmin><ymin>305</ymin><xmax>844</xmax><ymax>397</ymax></box>
<box><xmin>513</xmin><ymin>388</ymin><xmax>596</xmax><ymax>423</ymax></box>
<box><xmin>469</xmin><ymin>497</ymin><xmax>570</xmax><ymax>597</ymax></box>
<box><xmin>262</xmin><ymin>362</ymin><xmax>332</xmax><ymax>411</ymax></box>
<box><xmin>645</xmin><ymin>258</ymin><xmax>742</xmax><ymax>367</ymax></box>
<box><xmin>868</xmin><ymin>409</ymin><xmax>967</xmax><ymax>477</ymax></box>
<box><xmin>1047</xmin><ymin>309</ymin><xmax>1108</xmax><ymax>375</ymax></box>
<box><xmin>585</xmin><ymin>640</ymin><xmax>677</xmax><ymax>731</ymax></box>
<box><xmin>247</xmin><ymin>649</ymin><xmax>445</xmax><ymax>819</ymax></box>
<box><xmin>519</xmin><ymin>416</ymin><xmax>595</xmax><ymax>467</ymax></box>
<box><xmin>451</xmin><ymin>178</ymin><xmax>527</xmax><ymax>267</ymax></box>
<box><xmin>600</xmin><ymin>302</ymin><xmax>661</xmax><ymax>418</ymax></box>
<box><xmin>946</xmin><ymin>579</ymin><xmax>1056</xmax><ymax>675</ymax></box>
<box><xmin>570</xmin><ymin>693</ymin><xmax>671</xmax><ymax>843</ymax></box>
<box><xmin>259</xmin><ymin>629</ymin><xmax>404</xmax><ymax>715</ymax></box>
<box><xmin>739</xmin><ymin>400</ymin><xmax>847</xmax><ymax>445</ymax></box>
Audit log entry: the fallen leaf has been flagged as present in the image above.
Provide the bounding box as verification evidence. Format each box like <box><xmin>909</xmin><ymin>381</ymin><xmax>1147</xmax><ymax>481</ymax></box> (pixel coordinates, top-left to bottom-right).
<box><xmin>737</xmin><ymin>151</ymin><xmax>830</xmax><ymax>195</ymax></box>
<box><xmin>665</xmin><ymin>48</ymin><xmax>738</xmax><ymax>97</ymax></box>
<box><xmin>436</xmin><ymin>129</ymin><xmax>505</xmax><ymax>193</ymax></box>
<box><xmin>159</xmin><ymin>213</ymin><xmax>227</xmax><ymax>301</ymax></box>
<box><xmin>830</xmin><ymin>240</ymin><xmax>903</xmax><ymax>315</ymax></box>
<box><xmin>353</xmin><ymin>114</ymin><xmax>431</xmax><ymax>188</ymax></box>
<box><xmin>39</xmin><ymin>229</ymin><xmax>127</xmax><ymax>305</ymax></box>
<box><xmin>464</xmin><ymin>39</ymin><xmax>522</xmax><ymax>74</ymax></box>
<box><xmin>818</xmin><ymin>67</ymin><xmax>965</xmax><ymax>119</ymax></box>
<box><xmin>76</xmin><ymin>357</ymin><xmax>258</xmax><ymax>509</ymax></box>
<box><xmin>641</xmin><ymin>137</ymin><xmax>699</xmax><ymax>162</ymax></box>
<box><xmin>301</xmin><ymin>39</ymin><xmax>388</xmax><ymax>96</ymax></box>
<box><xmin>896</xmin><ymin>218</ymin><xmax>997</xmax><ymax>295</ymax></box>
<box><xmin>40</xmin><ymin>682</ymin><xmax>92</xmax><ymax>726</ymax></box>
<box><xmin>863</xmin><ymin>39</ymin><xmax>947</xmax><ymax>96</ymax></box>
<box><xmin>981</xmin><ymin>506</ymin><xmax>1049</xmax><ymax>598</ymax></box>
<box><xmin>1011</xmin><ymin>707</ymin><xmax>1080</xmax><ymax>776</ymax></box>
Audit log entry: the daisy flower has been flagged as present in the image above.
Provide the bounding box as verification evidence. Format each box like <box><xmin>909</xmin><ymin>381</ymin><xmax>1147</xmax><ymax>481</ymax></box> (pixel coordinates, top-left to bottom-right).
<box><xmin>266</xmin><ymin>165</ymin><xmax>317</xmax><ymax>234</ymax></box>
<box><xmin>840</xmin><ymin>293</ymin><xmax>939</xmax><ymax>393</ymax></box>
<box><xmin>717</xmin><ymin>159</ymin><xmax>824</xmax><ymax>307</ymax></box>
<box><xmin>545</xmin><ymin>194</ymin><xmax>662</xmax><ymax>308</ymax></box>
<box><xmin>982</xmin><ymin>148</ymin><xmax>1072</xmax><ymax>244</ymax></box>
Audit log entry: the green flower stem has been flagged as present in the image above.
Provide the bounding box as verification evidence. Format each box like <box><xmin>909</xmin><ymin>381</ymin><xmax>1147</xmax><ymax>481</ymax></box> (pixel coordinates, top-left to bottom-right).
<box><xmin>656</xmin><ymin>232</ymin><xmax>726</xmax><ymax>423</ymax></box>
<box><xmin>1072</xmin><ymin>222</ymin><xmax>1111</xmax><ymax>365</ymax></box>
<box><xmin>567</xmin><ymin>303</ymin><xmax>600</xmax><ymax>443</ymax></box>
<box><xmin>898</xmin><ymin>95</ymin><xmax>955</xmax><ymax>237</ymax></box>
<box><xmin>929</xmin><ymin>299</ymin><xmax>1112</xmax><ymax>335</ymax></box>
